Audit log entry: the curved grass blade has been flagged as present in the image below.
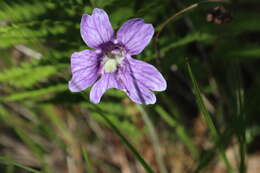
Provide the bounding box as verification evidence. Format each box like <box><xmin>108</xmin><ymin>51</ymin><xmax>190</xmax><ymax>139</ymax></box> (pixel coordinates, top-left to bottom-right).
<box><xmin>186</xmin><ymin>59</ymin><xmax>233</xmax><ymax>173</ymax></box>
<box><xmin>92</xmin><ymin>104</ymin><xmax>155</xmax><ymax>173</ymax></box>
<box><xmin>231</xmin><ymin>62</ymin><xmax>246</xmax><ymax>173</ymax></box>
<box><xmin>155</xmin><ymin>105</ymin><xmax>199</xmax><ymax>160</ymax></box>
<box><xmin>137</xmin><ymin>105</ymin><xmax>167</xmax><ymax>173</ymax></box>
<box><xmin>0</xmin><ymin>156</ymin><xmax>41</xmax><ymax>173</ymax></box>
<box><xmin>81</xmin><ymin>146</ymin><xmax>94</xmax><ymax>173</ymax></box>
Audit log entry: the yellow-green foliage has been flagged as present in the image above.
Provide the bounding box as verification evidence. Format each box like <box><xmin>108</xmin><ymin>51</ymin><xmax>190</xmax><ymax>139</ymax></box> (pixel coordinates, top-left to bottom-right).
<box><xmin>3</xmin><ymin>84</ymin><xmax>68</xmax><ymax>101</ymax></box>
<box><xmin>0</xmin><ymin>1</ymin><xmax>48</xmax><ymax>22</ymax></box>
<box><xmin>0</xmin><ymin>62</ymin><xmax>66</xmax><ymax>88</ymax></box>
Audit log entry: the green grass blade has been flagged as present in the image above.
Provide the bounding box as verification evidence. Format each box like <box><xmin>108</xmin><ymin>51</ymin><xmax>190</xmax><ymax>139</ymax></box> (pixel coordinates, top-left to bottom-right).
<box><xmin>0</xmin><ymin>156</ymin><xmax>41</xmax><ymax>173</ymax></box>
<box><xmin>81</xmin><ymin>146</ymin><xmax>94</xmax><ymax>173</ymax></box>
<box><xmin>92</xmin><ymin>105</ymin><xmax>155</xmax><ymax>173</ymax></box>
<box><xmin>137</xmin><ymin>105</ymin><xmax>167</xmax><ymax>173</ymax></box>
<box><xmin>186</xmin><ymin>60</ymin><xmax>233</xmax><ymax>172</ymax></box>
<box><xmin>14</xmin><ymin>127</ymin><xmax>52</xmax><ymax>173</ymax></box>
<box><xmin>232</xmin><ymin>63</ymin><xmax>246</xmax><ymax>173</ymax></box>
<box><xmin>155</xmin><ymin>105</ymin><xmax>199</xmax><ymax>160</ymax></box>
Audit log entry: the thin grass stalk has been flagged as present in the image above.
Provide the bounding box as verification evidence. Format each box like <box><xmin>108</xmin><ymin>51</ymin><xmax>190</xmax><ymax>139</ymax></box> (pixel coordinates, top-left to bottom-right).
<box><xmin>81</xmin><ymin>146</ymin><xmax>94</xmax><ymax>173</ymax></box>
<box><xmin>137</xmin><ymin>105</ymin><xmax>167</xmax><ymax>173</ymax></box>
<box><xmin>186</xmin><ymin>60</ymin><xmax>233</xmax><ymax>172</ymax></box>
<box><xmin>155</xmin><ymin>105</ymin><xmax>199</xmax><ymax>160</ymax></box>
<box><xmin>91</xmin><ymin>104</ymin><xmax>155</xmax><ymax>173</ymax></box>
<box><xmin>0</xmin><ymin>156</ymin><xmax>41</xmax><ymax>173</ymax></box>
<box><xmin>233</xmin><ymin>63</ymin><xmax>246</xmax><ymax>173</ymax></box>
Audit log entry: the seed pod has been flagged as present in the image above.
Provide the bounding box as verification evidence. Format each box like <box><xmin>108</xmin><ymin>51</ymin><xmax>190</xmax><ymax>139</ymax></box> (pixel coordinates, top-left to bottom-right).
<box><xmin>206</xmin><ymin>6</ymin><xmax>232</xmax><ymax>24</ymax></box>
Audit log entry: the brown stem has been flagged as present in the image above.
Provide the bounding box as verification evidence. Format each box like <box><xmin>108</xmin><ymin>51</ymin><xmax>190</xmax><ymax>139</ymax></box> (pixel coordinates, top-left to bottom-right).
<box><xmin>154</xmin><ymin>0</ymin><xmax>230</xmax><ymax>64</ymax></box>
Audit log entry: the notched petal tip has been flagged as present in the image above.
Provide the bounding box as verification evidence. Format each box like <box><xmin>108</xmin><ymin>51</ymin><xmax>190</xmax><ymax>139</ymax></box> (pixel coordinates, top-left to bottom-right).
<box><xmin>117</xmin><ymin>18</ymin><xmax>155</xmax><ymax>55</ymax></box>
<box><xmin>80</xmin><ymin>14</ymin><xmax>89</xmax><ymax>26</ymax></box>
<box><xmin>80</xmin><ymin>8</ymin><xmax>114</xmax><ymax>49</ymax></box>
<box><xmin>92</xmin><ymin>8</ymin><xmax>106</xmax><ymax>14</ymax></box>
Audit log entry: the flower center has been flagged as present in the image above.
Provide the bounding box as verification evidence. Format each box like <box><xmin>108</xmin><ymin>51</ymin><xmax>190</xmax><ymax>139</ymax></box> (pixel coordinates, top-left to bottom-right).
<box><xmin>102</xmin><ymin>46</ymin><xmax>125</xmax><ymax>73</ymax></box>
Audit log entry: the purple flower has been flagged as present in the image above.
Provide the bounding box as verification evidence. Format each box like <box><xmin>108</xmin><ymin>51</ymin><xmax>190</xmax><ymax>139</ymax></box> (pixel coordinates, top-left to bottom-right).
<box><xmin>68</xmin><ymin>8</ymin><xmax>167</xmax><ymax>104</ymax></box>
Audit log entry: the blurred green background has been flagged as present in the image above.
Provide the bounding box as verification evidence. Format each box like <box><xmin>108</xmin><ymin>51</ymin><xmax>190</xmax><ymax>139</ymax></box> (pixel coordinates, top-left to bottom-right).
<box><xmin>0</xmin><ymin>0</ymin><xmax>260</xmax><ymax>172</ymax></box>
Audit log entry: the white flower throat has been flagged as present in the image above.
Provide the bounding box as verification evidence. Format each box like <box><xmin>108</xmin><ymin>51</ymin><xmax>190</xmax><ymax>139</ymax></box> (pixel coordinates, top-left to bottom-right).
<box><xmin>103</xmin><ymin>50</ymin><xmax>124</xmax><ymax>73</ymax></box>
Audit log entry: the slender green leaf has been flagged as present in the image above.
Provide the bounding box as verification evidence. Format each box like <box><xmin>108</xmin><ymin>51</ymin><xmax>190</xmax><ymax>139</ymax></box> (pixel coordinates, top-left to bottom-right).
<box><xmin>186</xmin><ymin>60</ymin><xmax>233</xmax><ymax>172</ymax></box>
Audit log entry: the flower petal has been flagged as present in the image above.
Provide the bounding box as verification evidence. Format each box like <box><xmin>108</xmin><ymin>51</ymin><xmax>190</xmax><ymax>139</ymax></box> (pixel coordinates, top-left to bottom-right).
<box><xmin>122</xmin><ymin>74</ymin><xmax>156</xmax><ymax>104</ymax></box>
<box><xmin>118</xmin><ymin>60</ymin><xmax>156</xmax><ymax>104</ymax></box>
<box><xmin>80</xmin><ymin>8</ymin><xmax>114</xmax><ymax>49</ymax></box>
<box><xmin>69</xmin><ymin>50</ymin><xmax>100</xmax><ymax>92</ymax></box>
<box><xmin>128</xmin><ymin>57</ymin><xmax>167</xmax><ymax>91</ymax></box>
<box><xmin>117</xmin><ymin>19</ymin><xmax>154</xmax><ymax>55</ymax></box>
<box><xmin>90</xmin><ymin>73</ymin><xmax>123</xmax><ymax>104</ymax></box>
